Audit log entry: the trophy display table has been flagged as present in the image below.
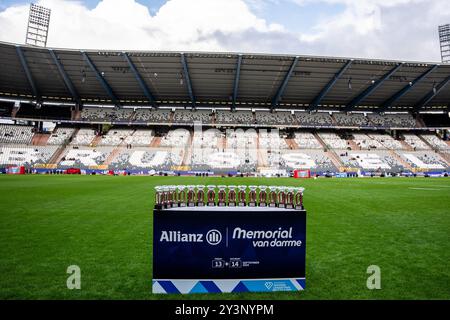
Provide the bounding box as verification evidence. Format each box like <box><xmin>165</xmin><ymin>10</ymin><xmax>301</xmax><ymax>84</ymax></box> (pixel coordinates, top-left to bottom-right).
<box><xmin>152</xmin><ymin>185</ymin><xmax>306</xmax><ymax>294</ymax></box>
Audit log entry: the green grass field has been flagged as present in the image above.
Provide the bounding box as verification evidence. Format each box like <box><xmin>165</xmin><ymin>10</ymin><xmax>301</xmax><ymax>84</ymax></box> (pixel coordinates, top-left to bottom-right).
<box><xmin>0</xmin><ymin>175</ymin><xmax>449</xmax><ymax>300</ymax></box>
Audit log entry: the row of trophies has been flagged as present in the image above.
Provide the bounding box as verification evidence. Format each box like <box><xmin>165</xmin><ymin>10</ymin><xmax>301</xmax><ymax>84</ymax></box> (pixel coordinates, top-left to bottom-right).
<box><xmin>154</xmin><ymin>185</ymin><xmax>305</xmax><ymax>210</ymax></box>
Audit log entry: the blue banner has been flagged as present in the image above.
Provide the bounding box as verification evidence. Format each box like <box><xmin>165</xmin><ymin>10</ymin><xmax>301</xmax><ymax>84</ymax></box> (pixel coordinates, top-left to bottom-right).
<box><xmin>153</xmin><ymin>207</ymin><xmax>306</xmax><ymax>294</ymax></box>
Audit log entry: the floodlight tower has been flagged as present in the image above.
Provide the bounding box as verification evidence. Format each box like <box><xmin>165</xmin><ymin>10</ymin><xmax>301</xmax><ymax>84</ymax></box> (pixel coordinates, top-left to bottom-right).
<box><xmin>25</xmin><ymin>3</ymin><xmax>51</xmax><ymax>47</ymax></box>
<box><xmin>439</xmin><ymin>24</ymin><xmax>450</xmax><ymax>64</ymax></box>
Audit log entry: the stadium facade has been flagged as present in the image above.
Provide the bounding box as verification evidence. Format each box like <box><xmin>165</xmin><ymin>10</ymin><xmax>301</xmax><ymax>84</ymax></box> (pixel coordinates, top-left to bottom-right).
<box><xmin>0</xmin><ymin>41</ymin><xmax>449</xmax><ymax>176</ymax></box>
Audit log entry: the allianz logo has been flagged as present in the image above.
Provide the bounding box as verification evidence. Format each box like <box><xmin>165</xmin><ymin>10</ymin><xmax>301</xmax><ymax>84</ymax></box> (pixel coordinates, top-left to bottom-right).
<box><xmin>160</xmin><ymin>229</ymin><xmax>222</xmax><ymax>245</ymax></box>
<box><xmin>159</xmin><ymin>227</ymin><xmax>295</xmax><ymax>245</ymax></box>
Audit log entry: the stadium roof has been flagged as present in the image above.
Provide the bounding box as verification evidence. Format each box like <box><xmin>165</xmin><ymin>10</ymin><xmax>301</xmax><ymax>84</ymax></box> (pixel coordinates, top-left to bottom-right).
<box><xmin>0</xmin><ymin>41</ymin><xmax>449</xmax><ymax>112</ymax></box>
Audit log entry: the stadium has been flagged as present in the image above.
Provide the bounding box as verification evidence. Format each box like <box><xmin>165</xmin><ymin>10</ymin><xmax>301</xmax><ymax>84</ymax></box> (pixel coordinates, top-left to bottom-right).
<box><xmin>0</xmin><ymin>2</ymin><xmax>449</xmax><ymax>302</ymax></box>
<box><xmin>1</xmin><ymin>41</ymin><xmax>449</xmax><ymax>176</ymax></box>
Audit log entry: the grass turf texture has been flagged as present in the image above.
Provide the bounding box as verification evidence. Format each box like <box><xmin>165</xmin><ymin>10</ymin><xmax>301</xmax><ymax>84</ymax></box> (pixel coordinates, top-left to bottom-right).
<box><xmin>0</xmin><ymin>175</ymin><xmax>449</xmax><ymax>300</ymax></box>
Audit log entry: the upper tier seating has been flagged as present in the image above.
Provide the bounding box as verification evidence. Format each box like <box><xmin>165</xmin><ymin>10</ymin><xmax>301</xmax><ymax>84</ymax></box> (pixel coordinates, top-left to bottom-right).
<box><xmin>134</xmin><ymin>109</ymin><xmax>171</xmax><ymax>123</ymax></box>
<box><xmin>255</xmin><ymin>111</ymin><xmax>294</xmax><ymax>125</ymax></box>
<box><xmin>293</xmin><ymin>112</ymin><xmax>333</xmax><ymax>127</ymax></box>
<box><xmin>0</xmin><ymin>125</ymin><xmax>34</xmax><ymax>144</ymax></box>
<box><xmin>172</xmin><ymin>110</ymin><xmax>212</xmax><ymax>124</ymax></box>
<box><xmin>99</xmin><ymin>129</ymin><xmax>134</xmax><ymax>146</ymax></box>
<box><xmin>319</xmin><ymin>132</ymin><xmax>349</xmax><ymax>149</ymax></box>
<box><xmin>403</xmin><ymin>134</ymin><xmax>430</xmax><ymax>150</ymax></box>
<box><xmin>293</xmin><ymin>132</ymin><xmax>322</xmax><ymax>149</ymax></box>
<box><xmin>368</xmin><ymin>113</ymin><xmax>416</xmax><ymax>128</ymax></box>
<box><xmin>333</xmin><ymin>113</ymin><xmax>369</xmax><ymax>127</ymax></box>
<box><xmin>216</xmin><ymin>110</ymin><xmax>254</xmax><ymax>125</ymax></box>
<box><xmin>0</xmin><ymin>146</ymin><xmax>58</xmax><ymax>166</ymax></box>
<box><xmin>81</xmin><ymin>107</ymin><xmax>133</xmax><ymax>122</ymax></box>
<box><xmin>47</xmin><ymin>128</ymin><xmax>76</xmax><ymax>145</ymax></box>
<box><xmin>70</xmin><ymin>129</ymin><xmax>97</xmax><ymax>146</ymax></box>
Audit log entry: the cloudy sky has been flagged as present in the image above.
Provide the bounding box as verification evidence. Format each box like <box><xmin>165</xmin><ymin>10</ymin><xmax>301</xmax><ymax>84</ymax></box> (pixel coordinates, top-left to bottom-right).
<box><xmin>0</xmin><ymin>0</ymin><xmax>449</xmax><ymax>62</ymax></box>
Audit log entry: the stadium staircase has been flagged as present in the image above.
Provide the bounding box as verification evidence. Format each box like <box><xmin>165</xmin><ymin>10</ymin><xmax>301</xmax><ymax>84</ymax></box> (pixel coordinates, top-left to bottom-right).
<box><xmin>48</xmin><ymin>144</ymin><xmax>69</xmax><ymax>166</ymax></box>
<box><xmin>47</xmin><ymin>127</ymin><xmax>79</xmax><ymax>165</ymax></box>
<box><xmin>218</xmin><ymin>136</ymin><xmax>227</xmax><ymax>150</ymax></box>
<box><xmin>104</xmin><ymin>143</ymin><xmax>125</xmax><ymax>167</ymax></box>
<box><xmin>347</xmin><ymin>139</ymin><xmax>360</xmax><ymax>150</ymax></box>
<box><xmin>257</xmin><ymin>150</ymin><xmax>268</xmax><ymax>168</ymax></box>
<box><xmin>150</xmin><ymin>137</ymin><xmax>162</xmax><ymax>147</ymax></box>
<box><xmin>11</xmin><ymin>105</ymin><xmax>20</xmax><ymax>118</ymax></box>
<box><xmin>256</xmin><ymin>135</ymin><xmax>268</xmax><ymax>167</ymax></box>
<box><xmin>366</xmin><ymin>117</ymin><xmax>377</xmax><ymax>127</ymax></box>
<box><xmin>181</xmin><ymin>133</ymin><xmax>193</xmax><ymax>166</ymax></box>
<box><xmin>399</xmin><ymin>139</ymin><xmax>414</xmax><ymax>151</ymax></box>
<box><xmin>439</xmin><ymin>153</ymin><xmax>450</xmax><ymax>164</ymax></box>
<box><xmin>129</xmin><ymin>110</ymin><xmax>137</xmax><ymax>125</ymax></box>
<box><xmin>90</xmin><ymin>135</ymin><xmax>102</xmax><ymax>147</ymax></box>
<box><xmin>314</xmin><ymin>133</ymin><xmax>345</xmax><ymax>169</ymax></box>
<box><xmin>389</xmin><ymin>150</ymin><xmax>413</xmax><ymax>171</ymax></box>
<box><xmin>330</xmin><ymin>114</ymin><xmax>338</xmax><ymax>126</ymax></box>
<box><xmin>286</xmin><ymin>139</ymin><xmax>299</xmax><ymax>150</ymax></box>
<box><xmin>418</xmin><ymin>135</ymin><xmax>436</xmax><ymax>150</ymax></box>
<box><xmin>31</xmin><ymin>133</ymin><xmax>50</xmax><ymax>146</ymax></box>
<box><xmin>71</xmin><ymin>109</ymin><xmax>81</xmax><ymax>121</ymax></box>
<box><xmin>415</xmin><ymin>115</ymin><xmax>426</xmax><ymax>128</ymax></box>
<box><xmin>417</xmin><ymin>135</ymin><xmax>450</xmax><ymax>164</ymax></box>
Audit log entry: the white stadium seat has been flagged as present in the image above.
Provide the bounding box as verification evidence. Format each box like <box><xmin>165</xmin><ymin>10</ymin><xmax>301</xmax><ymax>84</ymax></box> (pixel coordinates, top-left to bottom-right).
<box><xmin>0</xmin><ymin>124</ymin><xmax>34</xmax><ymax>144</ymax></box>
<box><xmin>47</xmin><ymin>127</ymin><xmax>75</xmax><ymax>145</ymax></box>
<box><xmin>81</xmin><ymin>107</ymin><xmax>133</xmax><ymax>122</ymax></box>
<box><xmin>0</xmin><ymin>146</ymin><xmax>58</xmax><ymax>166</ymax></box>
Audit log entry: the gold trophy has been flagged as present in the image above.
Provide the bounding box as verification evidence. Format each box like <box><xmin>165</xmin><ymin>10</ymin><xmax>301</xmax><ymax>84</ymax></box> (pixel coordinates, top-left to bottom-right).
<box><xmin>168</xmin><ymin>185</ymin><xmax>176</xmax><ymax>208</ymax></box>
<box><xmin>155</xmin><ymin>186</ymin><xmax>163</xmax><ymax>210</ymax></box>
<box><xmin>197</xmin><ymin>185</ymin><xmax>206</xmax><ymax>207</ymax></box>
<box><xmin>277</xmin><ymin>186</ymin><xmax>286</xmax><ymax>208</ymax></box>
<box><xmin>187</xmin><ymin>185</ymin><xmax>196</xmax><ymax>207</ymax></box>
<box><xmin>207</xmin><ymin>185</ymin><xmax>216</xmax><ymax>206</ymax></box>
<box><xmin>238</xmin><ymin>185</ymin><xmax>247</xmax><ymax>207</ymax></box>
<box><xmin>218</xmin><ymin>185</ymin><xmax>227</xmax><ymax>207</ymax></box>
<box><xmin>228</xmin><ymin>185</ymin><xmax>237</xmax><ymax>207</ymax></box>
<box><xmin>162</xmin><ymin>186</ymin><xmax>170</xmax><ymax>208</ymax></box>
<box><xmin>178</xmin><ymin>185</ymin><xmax>187</xmax><ymax>207</ymax></box>
<box><xmin>286</xmin><ymin>187</ymin><xmax>295</xmax><ymax>209</ymax></box>
<box><xmin>258</xmin><ymin>185</ymin><xmax>267</xmax><ymax>207</ymax></box>
<box><xmin>268</xmin><ymin>186</ymin><xmax>277</xmax><ymax>208</ymax></box>
<box><xmin>248</xmin><ymin>185</ymin><xmax>257</xmax><ymax>207</ymax></box>
<box><xmin>294</xmin><ymin>187</ymin><xmax>305</xmax><ymax>210</ymax></box>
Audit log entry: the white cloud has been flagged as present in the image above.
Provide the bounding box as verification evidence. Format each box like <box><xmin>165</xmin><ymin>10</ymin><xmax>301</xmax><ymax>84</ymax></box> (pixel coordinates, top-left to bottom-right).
<box><xmin>0</xmin><ymin>0</ymin><xmax>449</xmax><ymax>62</ymax></box>
<box><xmin>290</xmin><ymin>0</ymin><xmax>450</xmax><ymax>61</ymax></box>
<box><xmin>0</xmin><ymin>0</ymin><xmax>283</xmax><ymax>51</ymax></box>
